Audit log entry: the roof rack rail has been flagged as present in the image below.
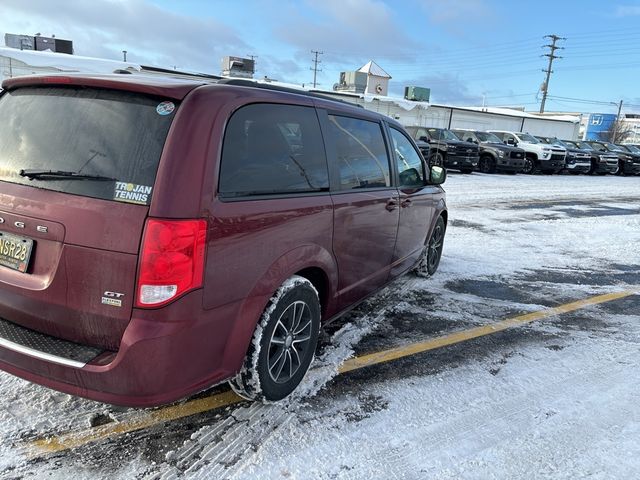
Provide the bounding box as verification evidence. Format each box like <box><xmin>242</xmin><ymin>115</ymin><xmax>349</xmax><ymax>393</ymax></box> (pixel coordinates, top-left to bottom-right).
<box><xmin>216</xmin><ymin>78</ymin><xmax>363</xmax><ymax>107</ymax></box>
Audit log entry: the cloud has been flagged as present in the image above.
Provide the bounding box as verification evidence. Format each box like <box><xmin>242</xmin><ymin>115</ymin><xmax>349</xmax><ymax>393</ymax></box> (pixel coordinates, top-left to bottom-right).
<box><xmin>614</xmin><ymin>5</ymin><xmax>640</xmax><ymax>16</ymax></box>
<box><xmin>269</xmin><ymin>0</ymin><xmax>423</xmax><ymax>87</ymax></box>
<box><xmin>0</xmin><ymin>0</ymin><xmax>249</xmax><ymax>73</ymax></box>
<box><xmin>275</xmin><ymin>0</ymin><xmax>420</xmax><ymax>61</ymax></box>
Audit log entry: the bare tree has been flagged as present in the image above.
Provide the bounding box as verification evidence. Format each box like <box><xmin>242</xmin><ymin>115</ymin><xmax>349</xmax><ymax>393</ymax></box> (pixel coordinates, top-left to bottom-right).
<box><xmin>606</xmin><ymin>119</ymin><xmax>635</xmax><ymax>144</ymax></box>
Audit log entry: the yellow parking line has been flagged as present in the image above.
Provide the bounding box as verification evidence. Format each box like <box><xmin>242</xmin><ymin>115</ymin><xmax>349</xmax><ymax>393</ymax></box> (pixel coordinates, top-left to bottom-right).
<box><xmin>27</xmin><ymin>289</ymin><xmax>637</xmax><ymax>455</ymax></box>
<box><xmin>339</xmin><ymin>289</ymin><xmax>637</xmax><ymax>373</ymax></box>
<box><xmin>30</xmin><ymin>390</ymin><xmax>243</xmax><ymax>454</ymax></box>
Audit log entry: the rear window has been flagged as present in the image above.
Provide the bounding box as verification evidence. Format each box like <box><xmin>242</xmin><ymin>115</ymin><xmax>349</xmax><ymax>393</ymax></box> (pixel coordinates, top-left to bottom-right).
<box><xmin>0</xmin><ymin>86</ymin><xmax>177</xmax><ymax>205</ymax></box>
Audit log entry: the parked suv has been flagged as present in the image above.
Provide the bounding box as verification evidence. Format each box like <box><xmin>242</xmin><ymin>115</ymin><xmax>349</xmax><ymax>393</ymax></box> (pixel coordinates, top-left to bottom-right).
<box><xmin>535</xmin><ymin>137</ymin><xmax>591</xmax><ymax>174</ymax></box>
<box><xmin>611</xmin><ymin>144</ymin><xmax>640</xmax><ymax>175</ymax></box>
<box><xmin>488</xmin><ymin>130</ymin><xmax>566</xmax><ymax>174</ymax></box>
<box><xmin>405</xmin><ymin>126</ymin><xmax>479</xmax><ymax>173</ymax></box>
<box><xmin>451</xmin><ymin>129</ymin><xmax>525</xmax><ymax>173</ymax></box>
<box><xmin>584</xmin><ymin>140</ymin><xmax>640</xmax><ymax>175</ymax></box>
<box><xmin>574</xmin><ymin>141</ymin><xmax>619</xmax><ymax>174</ymax></box>
<box><xmin>0</xmin><ymin>74</ymin><xmax>448</xmax><ymax>406</ymax></box>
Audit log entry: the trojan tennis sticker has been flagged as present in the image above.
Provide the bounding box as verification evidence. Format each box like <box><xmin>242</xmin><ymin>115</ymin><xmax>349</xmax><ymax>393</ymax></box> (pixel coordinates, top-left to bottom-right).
<box><xmin>114</xmin><ymin>182</ymin><xmax>153</xmax><ymax>205</ymax></box>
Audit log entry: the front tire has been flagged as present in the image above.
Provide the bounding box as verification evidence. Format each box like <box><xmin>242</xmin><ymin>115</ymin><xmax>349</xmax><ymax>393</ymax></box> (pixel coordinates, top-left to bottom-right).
<box><xmin>522</xmin><ymin>156</ymin><xmax>536</xmax><ymax>174</ymax></box>
<box><xmin>479</xmin><ymin>155</ymin><xmax>496</xmax><ymax>174</ymax></box>
<box><xmin>229</xmin><ymin>276</ymin><xmax>320</xmax><ymax>402</ymax></box>
<box><xmin>433</xmin><ymin>152</ymin><xmax>445</xmax><ymax>167</ymax></box>
<box><xmin>414</xmin><ymin>216</ymin><xmax>446</xmax><ymax>278</ymax></box>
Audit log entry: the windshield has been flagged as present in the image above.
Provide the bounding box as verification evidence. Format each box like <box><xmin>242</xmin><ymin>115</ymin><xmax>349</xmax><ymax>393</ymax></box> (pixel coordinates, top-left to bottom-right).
<box><xmin>549</xmin><ymin>138</ymin><xmax>568</xmax><ymax>148</ymax></box>
<box><xmin>576</xmin><ymin>141</ymin><xmax>594</xmax><ymax>151</ymax></box>
<box><xmin>427</xmin><ymin>128</ymin><xmax>459</xmax><ymax>141</ymax></box>
<box><xmin>536</xmin><ymin>137</ymin><xmax>551</xmax><ymax>144</ymax></box>
<box><xmin>474</xmin><ymin>131</ymin><xmax>504</xmax><ymax>143</ymax></box>
<box><xmin>563</xmin><ymin>140</ymin><xmax>579</xmax><ymax>148</ymax></box>
<box><xmin>452</xmin><ymin>131</ymin><xmax>476</xmax><ymax>142</ymax></box>
<box><xmin>517</xmin><ymin>133</ymin><xmax>540</xmax><ymax>143</ymax></box>
<box><xmin>626</xmin><ymin>145</ymin><xmax>640</xmax><ymax>153</ymax></box>
<box><xmin>603</xmin><ymin>142</ymin><xmax>624</xmax><ymax>152</ymax></box>
<box><xmin>0</xmin><ymin>86</ymin><xmax>177</xmax><ymax>205</ymax></box>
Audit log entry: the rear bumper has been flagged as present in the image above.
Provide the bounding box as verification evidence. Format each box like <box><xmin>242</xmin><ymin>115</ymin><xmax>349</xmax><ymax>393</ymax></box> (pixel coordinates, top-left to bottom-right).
<box><xmin>0</xmin><ymin>290</ymin><xmax>249</xmax><ymax>407</ymax></box>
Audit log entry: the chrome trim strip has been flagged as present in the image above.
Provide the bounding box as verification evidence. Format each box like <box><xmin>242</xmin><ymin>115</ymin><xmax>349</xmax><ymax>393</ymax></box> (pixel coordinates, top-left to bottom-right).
<box><xmin>0</xmin><ymin>337</ymin><xmax>86</xmax><ymax>368</ymax></box>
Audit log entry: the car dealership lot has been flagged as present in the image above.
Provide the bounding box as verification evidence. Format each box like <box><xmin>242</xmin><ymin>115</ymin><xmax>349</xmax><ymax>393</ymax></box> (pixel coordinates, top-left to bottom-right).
<box><xmin>1</xmin><ymin>173</ymin><xmax>639</xmax><ymax>479</ymax></box>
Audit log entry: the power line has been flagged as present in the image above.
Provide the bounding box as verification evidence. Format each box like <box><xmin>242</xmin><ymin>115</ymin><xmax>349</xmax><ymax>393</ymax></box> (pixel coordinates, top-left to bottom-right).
<box><xmin>310</xmin><ymin>50</ymin><xmax>323</xmax><ymax>88</ymax></box>
<box><xmin>539</xmin><ymin>34</ymin><xmax>565</xmax><ymax>113</ymax></box>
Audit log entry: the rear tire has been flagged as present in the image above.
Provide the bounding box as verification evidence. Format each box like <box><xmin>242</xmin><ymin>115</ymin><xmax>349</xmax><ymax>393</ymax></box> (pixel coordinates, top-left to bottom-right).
<box><xmin>414</xmin><ymin>216</ymin><xmax>445</xmax><ymax>278</ymax></box>
<box><xmin>229</xmin><ymin>276</ymin><xmax>320</xmax><ymax>402</ymax></box>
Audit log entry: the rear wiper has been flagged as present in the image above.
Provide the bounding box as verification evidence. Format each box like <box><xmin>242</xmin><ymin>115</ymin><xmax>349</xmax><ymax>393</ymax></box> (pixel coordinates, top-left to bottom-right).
<box><xmin>19</xmin><ymin>169</ymin><xmax>116</xmax><ymax>181</ymax></box>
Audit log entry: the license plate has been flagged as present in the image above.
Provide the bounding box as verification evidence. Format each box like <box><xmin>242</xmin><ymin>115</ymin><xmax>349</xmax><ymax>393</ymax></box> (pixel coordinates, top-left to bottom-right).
<box><xmin>0</xmin><ymin>231</ymin><xmax>34</xmax><ymax>273</ymax></box>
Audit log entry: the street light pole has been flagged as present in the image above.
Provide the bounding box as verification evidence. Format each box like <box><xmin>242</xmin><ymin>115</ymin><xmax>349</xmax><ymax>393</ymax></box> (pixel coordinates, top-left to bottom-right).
<box><xmin>122</xmin><ymin>50</ymin><xmax>127</xmax><ymax>62</ymax></box>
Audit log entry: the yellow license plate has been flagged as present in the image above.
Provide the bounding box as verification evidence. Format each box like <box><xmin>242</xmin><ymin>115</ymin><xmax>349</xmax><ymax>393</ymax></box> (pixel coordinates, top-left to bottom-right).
<box><xmin>0</xmin><ymin>231</ymin><xmax>34</xmax><ymax>273</ymax></box>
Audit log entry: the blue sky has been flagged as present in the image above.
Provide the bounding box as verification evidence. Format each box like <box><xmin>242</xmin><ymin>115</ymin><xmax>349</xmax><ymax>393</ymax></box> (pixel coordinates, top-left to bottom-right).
<box><xmin>1</xmin><ymin>0</ymin><xmax>639</xmax><ymax>113</ymax></box>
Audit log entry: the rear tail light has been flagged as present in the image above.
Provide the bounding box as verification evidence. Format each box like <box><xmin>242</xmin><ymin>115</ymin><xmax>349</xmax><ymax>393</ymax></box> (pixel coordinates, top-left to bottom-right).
<box><xmin>136</xmin><ymin>218</ymin><xmax>207</xmax><ymax>308</ymax></box>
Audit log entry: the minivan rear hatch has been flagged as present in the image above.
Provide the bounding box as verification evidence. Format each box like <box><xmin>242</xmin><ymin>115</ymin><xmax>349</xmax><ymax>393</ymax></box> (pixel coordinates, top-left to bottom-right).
<box><xmin>0</xmin><ymin>81</ymin><xmax>184</xmax><ymax>350</ymax></box>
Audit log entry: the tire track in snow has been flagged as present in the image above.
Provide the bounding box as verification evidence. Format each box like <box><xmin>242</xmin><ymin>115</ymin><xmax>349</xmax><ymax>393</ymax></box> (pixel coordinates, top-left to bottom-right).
<box><xmin>147</xmin><ymin>311</ymin><xmax>388</xmax><ymax>479</ymax></box>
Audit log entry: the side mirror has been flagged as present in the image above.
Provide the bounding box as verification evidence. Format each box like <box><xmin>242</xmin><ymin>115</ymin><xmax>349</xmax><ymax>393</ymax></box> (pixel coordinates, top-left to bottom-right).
<box><xmin>506</xmin><ymin>138</ymin><xmax>516</xmax><ymax>146</ymax></box>
<box><xmin>399</xmin><ymin>168</ymin><xmax>422</xmax><ymax>187</ymax></box>
<box><xmin>419</xmin><ymin>136</ymin><xmax>429</xmax><ymax>142</ymax></box>
<box><xmin>429</xmin><ymin>165</ymin><xmax>446</xmax><ymax>185</ymax></box>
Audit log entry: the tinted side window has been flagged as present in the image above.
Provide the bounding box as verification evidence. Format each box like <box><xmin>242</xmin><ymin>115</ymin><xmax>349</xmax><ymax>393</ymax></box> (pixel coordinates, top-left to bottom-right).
<box><xmin>328</xmin><ymin>115</ymin><xmax>391</xmax><ymax>190</ymax></box>
<box><xmin>219</xmin><ymin>104</ymin><xmax>328</xmax><ymax>197</ymax></box>
<box><xmin>390</xmin><ymin>128</ymin><xmax>425</xmax><ymax>187</ymax></box>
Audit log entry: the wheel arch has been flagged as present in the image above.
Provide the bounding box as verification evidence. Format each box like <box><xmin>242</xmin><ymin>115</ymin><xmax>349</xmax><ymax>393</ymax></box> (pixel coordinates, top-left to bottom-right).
<box><xmin>221</xmin><ymin>245</ymin><xmax>337</xmax><ymax>375</ymax></box>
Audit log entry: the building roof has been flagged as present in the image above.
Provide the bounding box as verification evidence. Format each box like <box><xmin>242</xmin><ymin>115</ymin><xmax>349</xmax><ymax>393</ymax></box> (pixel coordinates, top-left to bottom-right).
<box><xmin>357</xmin><ymin>60</ymin><xmax>391</xmax><ymax>79</ymax></box>
<box><xmin>0</xmin><ymin>45</ymin><xmax>140</xmax><ymax>74</ymax></box>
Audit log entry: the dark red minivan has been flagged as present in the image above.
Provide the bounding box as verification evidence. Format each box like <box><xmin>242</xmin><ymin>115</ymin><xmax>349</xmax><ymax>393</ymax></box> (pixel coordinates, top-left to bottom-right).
<box><xmin>0</xmin><ymin>74</ymin><xmax>447</xmax><ymax>406</ymax></box>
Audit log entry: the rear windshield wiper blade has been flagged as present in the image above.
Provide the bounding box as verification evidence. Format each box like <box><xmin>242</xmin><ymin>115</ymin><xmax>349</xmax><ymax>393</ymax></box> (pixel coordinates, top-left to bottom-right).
<box><xmin>19</xmin><ymin>169</ymin><xmax>116</xmax><ymax>181</ymax></box>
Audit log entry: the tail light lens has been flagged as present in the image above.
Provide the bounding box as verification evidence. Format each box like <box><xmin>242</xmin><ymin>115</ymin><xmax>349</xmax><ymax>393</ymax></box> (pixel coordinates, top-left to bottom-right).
<box><xmin>136</xmin><ymin>218</ymin><xmax>207</xmax><ymax>308</ymax></box>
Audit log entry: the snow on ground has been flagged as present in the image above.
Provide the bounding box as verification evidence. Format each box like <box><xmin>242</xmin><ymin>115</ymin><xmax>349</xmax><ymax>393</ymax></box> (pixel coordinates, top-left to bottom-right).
<box><xmin>0</xmin><ymin>173</ymin><xmax>639</xmax><ymax>479</ymax></box>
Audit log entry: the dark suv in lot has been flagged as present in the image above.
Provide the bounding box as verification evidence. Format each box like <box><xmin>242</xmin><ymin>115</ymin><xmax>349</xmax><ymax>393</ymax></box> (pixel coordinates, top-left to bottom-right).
<box><xmin>405</xmin><ymin>126</ymin><xmax>479</xmax><ymax>173</ymax></box>
<box><xmin>574</xmin><ymin>141</ymin><xmax>619</xmax><ymax>174</ymax></box>
<box><xmin>584</xmin><ymin>140</ymin><xmax>640</xmax><ymax>175</ymax></box>
<box><xmin>612</xmin><ymin>144</ymin><xmax>640</xmax><ymax>175</ymax></box>
<box><xmin>535</xmin><ymin>137</ymin><xmax>591</xmax><ymax>174</ymax></box>
<box><xmin>0</xmin><ymin>74</ymin><xmax>447</xmax><ymax>406</ymax></box>
<box><xmin>451</xmin><ymin>129</ymin><xmax>525</xmax><ymax>173</ymax></box>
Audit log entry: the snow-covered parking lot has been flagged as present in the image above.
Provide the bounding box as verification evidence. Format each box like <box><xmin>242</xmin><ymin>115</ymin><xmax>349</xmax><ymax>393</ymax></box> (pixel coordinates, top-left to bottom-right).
<box><xmin>1</xmin><ymin>173</ymin><xmax>639</xmax><ymax>479</ymax></box>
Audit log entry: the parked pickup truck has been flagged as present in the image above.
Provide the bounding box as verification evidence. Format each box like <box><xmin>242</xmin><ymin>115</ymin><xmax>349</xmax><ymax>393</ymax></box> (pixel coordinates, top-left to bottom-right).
<box><xmin>452</xmin><ymin>129</ymin><xmax>525</xmax><ymax>173</ymax></box>
<box><xmin>405</xmin><ymin>126</ymin><xmax>479</xmax><ymax>173</ymax></box>
<box><xmin>535</xmin><ymin>137</ymin><xmax>591</xmax><ymax>174</ymax></box>
<box><xmin>488</xmin><ymin>130</ymin><xmax>566</xmax><ymax>174</ymax></box>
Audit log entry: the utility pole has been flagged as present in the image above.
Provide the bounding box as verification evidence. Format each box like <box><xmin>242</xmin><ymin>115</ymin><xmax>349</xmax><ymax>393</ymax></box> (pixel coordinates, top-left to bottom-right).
<box><xmin>247</xmin><ymin>54</ymin><xmax>258</xmax><ymax>75</ymax></box>
<box><xmin>122</xmin><ymin>50</ymin><xmax>127</xmax><ymax>62</ymax></box>
<box><xmin>310</xmin><ymin>50</ymin><xmax>323</xmax><ymax>88</ymax></box>
<box><xmin>539</xmin><ymin>34</ymin><xmax>565</xmax><ymax>113</ymax></box>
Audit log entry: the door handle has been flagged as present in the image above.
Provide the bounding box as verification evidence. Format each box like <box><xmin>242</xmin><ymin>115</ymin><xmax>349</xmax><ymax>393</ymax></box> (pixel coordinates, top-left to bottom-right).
<box><xmin>385</xmin><ymin>198</ymin><xmax>398</xmax><ymax>211</ymax></box>
<box><xmin>401</xmin><ymin>198</ymin><xmax>412</xmax><ymax>208</ymax></box>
